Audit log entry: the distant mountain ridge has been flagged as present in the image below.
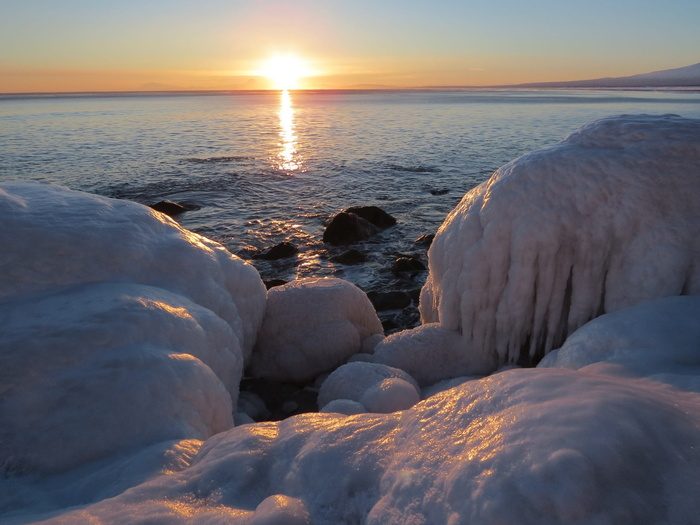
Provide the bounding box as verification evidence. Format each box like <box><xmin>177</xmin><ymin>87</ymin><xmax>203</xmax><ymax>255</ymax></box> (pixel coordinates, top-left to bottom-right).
<box><xmin>516</xmin><ymin>62</ymin><xmax>700</xmax><ymax>88</ymax></box>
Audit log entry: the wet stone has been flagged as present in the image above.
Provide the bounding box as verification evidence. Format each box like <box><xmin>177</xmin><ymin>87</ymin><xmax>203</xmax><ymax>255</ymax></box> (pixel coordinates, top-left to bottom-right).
<box><xmin>254</xmin><ymin>242</ymin><xmax>299</xmax><ymax>260</ymax></box>
<box><xmin>414</xmin><ymin>234</ymin><xmax>435</xmax><ymax>247</ymax></box>
<box><xmin>367</xmin><ymin>290</ymin><xmax>412</xmax><ymax>311</ymax></box>
<box><xmin>331</xmin><ymin>249</ymin><xmax>366</xmax><ymax>265</ymax></box>
<box><xmin>323</xmin><ymin>212</ymin><xmax>380</xmax><ymax>246</ymax></box>
<box><xmin>344</xmin><ymin>206</ymin><xmax>397</xmax><ymax>229</ymax></box>
<box><xmin>149</xmin><ymin>200</ymin><xmax>200</xmax><ymax>216</ymax></box>
<box><xmin>391</xmin><ymin>256</ymin><xmax>427</xmax><ymax>274</ymax></box>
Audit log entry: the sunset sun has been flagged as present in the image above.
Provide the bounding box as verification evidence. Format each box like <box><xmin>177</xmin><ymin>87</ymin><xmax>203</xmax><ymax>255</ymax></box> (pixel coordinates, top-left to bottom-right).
<box><xmin>259</xmin><ymin>54</ymin><xmax>311</xmax><ymax>90</ymax></box>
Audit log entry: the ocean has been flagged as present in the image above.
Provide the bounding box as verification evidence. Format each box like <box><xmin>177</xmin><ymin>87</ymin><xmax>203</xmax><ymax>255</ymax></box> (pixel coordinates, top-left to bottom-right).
<box><xmin>2</xmin><ymin>89</ymin><xmax>700</xmax><ymax>300</ymax></box>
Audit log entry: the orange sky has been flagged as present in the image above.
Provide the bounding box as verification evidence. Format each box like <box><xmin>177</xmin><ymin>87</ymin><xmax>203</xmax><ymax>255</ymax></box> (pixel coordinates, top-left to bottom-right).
<box><xmin>1</xmin><ymin>0</ymin><xmax>699</xmax><ymax>93</ymax></box>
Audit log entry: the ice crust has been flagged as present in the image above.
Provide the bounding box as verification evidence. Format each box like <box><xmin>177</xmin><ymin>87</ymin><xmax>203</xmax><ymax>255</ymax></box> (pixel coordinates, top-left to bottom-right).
<box><xmin>540</xmin><ymin>295</ymin><xmax>700</xmax><ymax>391</ymax></box>
<box><xmin>0</xmin><ymin>182</ymin><xmax>266</xmax><ymax>474</ymax></box>
<box><xmin>317</xmin><ymin>361</ymin><xmax>420</xmax><ymax>412</ymax></box>
<box><xmin>375</xmin><ymin>114</ymin><xmax>700</xmax><ymax>378</ymax></box>
<box><xmin>3</xmin><ymin>116</ymin><xmax>700</xmax><ymax>524</ymax></box>
<box><xmin>248</xmin><ymin>277</ymin><xmax>383</xmax><ymax>383</ymax></box>
<box><xmin>11</xmin><ymin>367</ymin><xmax>700</xmax><ymax>524</ymax></box>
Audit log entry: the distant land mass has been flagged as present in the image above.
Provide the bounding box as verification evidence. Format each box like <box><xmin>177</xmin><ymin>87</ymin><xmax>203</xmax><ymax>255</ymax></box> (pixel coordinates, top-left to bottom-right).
<box><xmin>514</xmin><ymin>62</ymin><xmax>700</xmax><ymax>88</ymax></box>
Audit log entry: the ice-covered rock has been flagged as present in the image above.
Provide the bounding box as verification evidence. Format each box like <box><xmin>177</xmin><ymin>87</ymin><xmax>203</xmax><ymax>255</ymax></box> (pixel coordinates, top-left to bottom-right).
<box><xmin>317</xmin><ymin>361</ymin><xmax>419</xmax><ymax>409</ymax></box>
<box><xmin>539</xmin><ymin>295</ymin><xmax>700</xmax><ymax>391</ymax></box>
<box><xmin>0</xmin><ymin>182</ymin><xmax>266</xmax><ymax>474</ymax></box>
<box><xmin>18</xmin><ymin>367</ymin><xmax>700</xmax><ymax>524</ymax></box>
<box><xmin>249</xmin><ymin>277</ymin><xmax>384</xmax><ymax>383</ymax></box>
<box><xmin>376</xmin><ymin>114</ymin><xmax>700</xmax><ymax>378</ymax></box>
<box><xmin>0</xmin><ymin>181</ymin><xmax>266</xmax><ymax>362</ymax></box>
<box><xmin>359</xmin><ymin>378</ymin><xmax>421</xmax><ymax>413</ymax></box>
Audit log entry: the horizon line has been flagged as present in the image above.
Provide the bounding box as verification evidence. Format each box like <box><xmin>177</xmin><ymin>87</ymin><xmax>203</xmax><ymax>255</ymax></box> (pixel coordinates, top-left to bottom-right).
<box><xmin>3</xmin><ymin>84</ymin><xmax>700</xmax><ymax>99</ymax></box>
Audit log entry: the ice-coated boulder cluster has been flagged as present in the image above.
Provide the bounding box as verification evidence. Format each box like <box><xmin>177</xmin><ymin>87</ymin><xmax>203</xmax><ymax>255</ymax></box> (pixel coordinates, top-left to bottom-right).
<box><xmin>372</xmin><ymin>113</ymin><xmax>700</xmax><ymax>379</ymax></box>
<box><xmin>248</xmin><ymin>277</ymin><xmax>383</xmax><ymax>384</ymax></box>
<box><xmin>0</xmin><ymin>182</ymin><xmax>266</xmax><ymax>474</ymax></box>
<box><xmin>3</xmin><ymin>114</ymin><xmax>700</xmax><ymax>524</ymax></box>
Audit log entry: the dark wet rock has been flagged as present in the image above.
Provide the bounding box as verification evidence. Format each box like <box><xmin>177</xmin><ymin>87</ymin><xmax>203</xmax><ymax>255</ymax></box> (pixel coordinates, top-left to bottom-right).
<box><xmin>253</xmin><ymin>242</ymin><xmax>299</xmax><ymax>260</ymax></box>
<box><xmin>344</xmin><ymin>206</ymin><xmax>397</xmax><ymax>229</ymax></box>
<box><xmin>149</xmin><ymin>200</ymin><xmax>199</xmax><ymax>216</ymax></box>
<box><xmin>367</xmin><ymin>290</ymin><xmax>411</xmax><ymax>311</ymax></box>
<box><xmin>414</xmin><ymin>234</ymin><xmax>435</xmax><ymax>247</ymax></box>
<box><xmin>392</xmin><ymin>256</ymin><xmax>427</xmax><ymax>274</ymax></box>
<box><xmin>239</xmin><ymin>377</ymin><xmax>317</xmax><ymax>421</ymax></box>
<box><xmin>380</xmin><ymin>316</ymin><xmax>400</xmax><ymax>333</ymax></box>
<box><xmin>430</xmin><ymin>188</ymin><xmax>449</xmax><ymax>196</ymax></box>
<box><xmin>323</xmin><ymin>212</ymin><xmax>380</xmax><ymax>246</ymax></box>
<box><xmin>408</xmin><ymin>288</ymin><xmax>422</xmax><ymax>305</ymax></box>
<box><xmin>380</xmin><ymin>307</ymin><xmax>421</xmax><ymax>334</ymax></box>
<box><xmin>264</xmin><ymin>279</ymin><xmax>288</xmax><ymax>290</ymax></box>
<box><xmin>331</xmin><ymin>249</ymin><xmax>366</xmax><ymax>265</ymax></box>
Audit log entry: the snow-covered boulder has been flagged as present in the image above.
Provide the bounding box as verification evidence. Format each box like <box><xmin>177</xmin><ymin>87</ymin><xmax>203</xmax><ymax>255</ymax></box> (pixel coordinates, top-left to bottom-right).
<box><xmin>375</xmin><ymin>114</ymin><xmax>700</xmax><ymax>378</ymax></box>
<box><xmin>539</xmin><ymin>295</ymin><xmax>700</xmax><ymax>391</ymax></box>
<box><xmin>0</xmin><ymin>182</ymin><xmax>266</xmax><ymax>474</ymax></box>
<box><xmin>20</xmin><ymin>367</ymin><xmax>700</xmax><ymax>524</ymax></box>
<box><xmin>318</xmin><ymin>361</ymin><xmax>420</xmax><ymax>412</ymax></box>
<box><xmin>0</xmin><ymin>181</ymin><xmax>266</xmax><ymax>362</ymax></box>
<box><xmin>248</xmin><ymin>277</ymin><xmax>384</xmax><ymax>383</ymax></box>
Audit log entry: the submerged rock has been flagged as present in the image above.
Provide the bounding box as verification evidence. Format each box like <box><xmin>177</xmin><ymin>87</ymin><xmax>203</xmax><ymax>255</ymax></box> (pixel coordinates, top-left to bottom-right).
<box><xmin>149</xmin><ymin>200</ymin><xmax>199</xmax><ymax>216</ymax></box>
<box><xmin>391</xmin><ymin>256</ymin><xmax>426</xmax><ymax>274</ymax></box>
<box><xmin>331</xmin><ymin>249</ymin><xmax>367</xmax><ymax>265</ymax></box>
<box><xmin>367</xmin><ymin>290</ymin><xmax>412</xmax><ymax>311</ymax></box>
<box><xmin>253</xmin><ymin>242</ymin><xmax>299</xmax><ymax>260</ymax></box>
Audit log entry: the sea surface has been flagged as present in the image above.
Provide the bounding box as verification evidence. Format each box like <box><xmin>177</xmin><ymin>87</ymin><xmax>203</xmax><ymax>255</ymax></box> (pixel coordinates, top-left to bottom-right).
<box><xmin>3</xmin><ymin>89</ymin><xmax>700</xmax><ymax>307</ymax></box>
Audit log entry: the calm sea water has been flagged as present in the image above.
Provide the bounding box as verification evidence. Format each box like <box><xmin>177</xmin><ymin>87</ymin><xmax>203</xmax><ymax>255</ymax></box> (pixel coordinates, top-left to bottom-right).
<box><xmin>2</xmin><ymin>89</ymin><xmax>700</xmax><ymax>295</ymax></box>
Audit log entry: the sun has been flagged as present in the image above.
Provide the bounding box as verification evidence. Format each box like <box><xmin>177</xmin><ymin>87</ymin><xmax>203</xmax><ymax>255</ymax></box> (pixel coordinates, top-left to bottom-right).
<box><xmin>259</xmin><ymin>54</ymin><xmax>311</xmax><ymax>90</ymax></box>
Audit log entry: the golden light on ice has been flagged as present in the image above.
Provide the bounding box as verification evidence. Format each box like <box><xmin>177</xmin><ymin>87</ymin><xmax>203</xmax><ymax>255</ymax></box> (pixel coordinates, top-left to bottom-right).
<box><xmin>259</xmin><ymin>54</ymin><xmax>311</xmax><ymax>90</ymax></box>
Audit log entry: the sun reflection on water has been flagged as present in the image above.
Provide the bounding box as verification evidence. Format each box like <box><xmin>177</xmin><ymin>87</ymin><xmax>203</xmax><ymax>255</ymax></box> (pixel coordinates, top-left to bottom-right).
<box><xmin>277</xmin><ymin>90</ymin><xmax>302</xmax><ymax>172</ymax></box>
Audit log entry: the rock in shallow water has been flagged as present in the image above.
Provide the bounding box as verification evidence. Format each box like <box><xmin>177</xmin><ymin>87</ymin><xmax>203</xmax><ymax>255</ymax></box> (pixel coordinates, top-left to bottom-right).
<box><xmin>323</xmin><ymin>206</ymin><xmax>397</xmax><ymax>246</ymax></box>
<box><xmin>323</xmin><ymin>212</ymin><xmax>380</xmax><ymax>245</ymax></box>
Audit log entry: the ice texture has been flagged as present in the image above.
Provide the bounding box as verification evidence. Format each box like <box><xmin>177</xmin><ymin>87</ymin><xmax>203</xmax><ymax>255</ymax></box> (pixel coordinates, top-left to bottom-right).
<box><xmin>539</xmin><ymin>295</ymin><xmax>700</xmax><ymax>391</ymax></box>
<box><xmin>4</xmin><ymin>116</ymin><xmax>700</xmax><ymax>525</ymax></box>
<box><xmin>317</xmin><ymin>361</ymin><xmax>420</xmax><ymax>412</ymax></box>
<box><xmin>14</xmin><ymin>368</ymin><xmax>700</xmax><ymax>524</ymax></box>
<box><xmin>248</xmin><ymin>277</ymin><xmax>383</xmax><ymax>383</ymax></box>
<box><xmin>375</xmin><ymin>114</ymin><xmax>700</xmax><ymax>378</ymax></box>
<box><xmin>0</xmin><ymin>181</ymin><xmax>266</xmax><ymax>361</ymax></box>
<box><xmin>0</xmin><ymin>182</ymin><xmax>266</xmax><ymax>474</ymax></box>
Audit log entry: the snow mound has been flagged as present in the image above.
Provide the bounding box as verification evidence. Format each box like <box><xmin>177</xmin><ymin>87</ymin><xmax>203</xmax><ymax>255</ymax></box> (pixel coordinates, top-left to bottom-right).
<box><xmin>539</xmin><ymin>295</ymin><xmax>700</xmax><ymax>391</ymax></box>
<box><xmin>0</xmin><ymin>182</ymin><xmax>266</xmax><ymax>474</ymax></box>
<box><xmin>317</xmin><ymin>361</ymin><xmax>419</xmax><ymax>410</ymax></box>
<box><xmin>28</xmin><ymin>368</ymin><xmax>700</xmax><ymax>524</ymax></box>
<box><xmin>359</xmin><ymin>378</ymin><xmax>420</xmax><ymax>413</ymax></box>
<box><xmin>248</xmin><ymin>277</ymin><xmax>383</xmax><ymax>383</ymax></box>
<box><xmin>378</xmin><ymin>114</ymin><xmax>700</xmax><ymax>378</ymax></box>
<box><xmin>0</xmin><ymin>181</ymin><xmax>266</xmax><ymax>361</ymax></box>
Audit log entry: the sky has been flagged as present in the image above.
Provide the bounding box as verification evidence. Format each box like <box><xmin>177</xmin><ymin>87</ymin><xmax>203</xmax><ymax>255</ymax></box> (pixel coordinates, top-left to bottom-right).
<box><xmin>1</xmin><ymin>0</ymin><xmax>699</xmax><ymax>93</ymax></box>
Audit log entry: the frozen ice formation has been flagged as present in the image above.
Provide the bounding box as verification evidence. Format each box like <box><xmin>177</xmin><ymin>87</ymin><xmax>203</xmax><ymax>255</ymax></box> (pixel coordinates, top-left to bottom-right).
<box><xmin>4</xmin><ymin>116</ymin><xmax>700</xmax><ymax>524</ymax></box>
<box><xmin>0</xmin><ymin>182</ymin><xmax>266</xmax><ymax>474</ymax></box>
<box><xmin>15</xmin><ymin>366</ymin><xmax>700</xmax><ymax>524</ymax></box>
<box><xmin>375</xmin><ymin>114</ymin><xmax>700</xmax><ymax>379</ymax></box>
<box><xmin>248</xmin><ymin>277</ymin><xmax>384</xmax><ymax>383</ymax></box>
<box><xmin>539</xmin><ymin>295</ymin><xmax>700</xmax><ymax>391</ymax></box>
<box><xmin>318</xmin><ymin>361</ymin><xmax>420</xmax><ymax>413</ymax></box>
